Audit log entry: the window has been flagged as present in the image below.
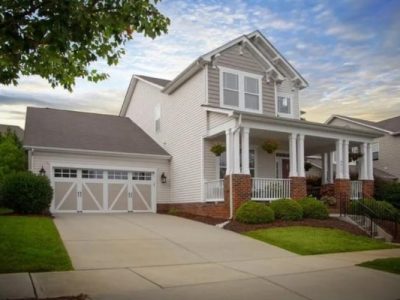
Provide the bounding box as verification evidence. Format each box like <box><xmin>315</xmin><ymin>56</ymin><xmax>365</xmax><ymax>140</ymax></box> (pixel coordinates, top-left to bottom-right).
<box><xmin>220</xmin><ymin>68</ymin><xmax>262</xmax><ymax>113</ymax></box>
<box><xmin>277</xmin><ymin>94</ymin><xmax>292</xmax><ymax>116</ymax></box>
<box><xmin>372</xmin><ymin>142</ymin><xmax>379</xmax><ymax>161</ymax></box>
<box><xmin>132</xmin><ymin>171</ymin><xmax>152</xmax><ymax>181</ymax></box>
<box><xmin>154</xmin><ymin>103</ymin><xmax>161</xmax><ymax>132</ymax></box>
<box><xmin>108</xmin><ymin>170</ymin><xmax>128</xmax><ymax>180</ymax></box>
<box><xmin>219</xmin><ymin>149</ymin><xmax>255</xmax><ymax>178</ymax></box>
<box><xmin>82</xmin><ymin>169</ymin><xmax>103</xmax><ymax>179</ymax></box>
<box><xmin>54</xmin><ymin>168</ymin><xmax>77</xmax><ymax>178</ymax></box>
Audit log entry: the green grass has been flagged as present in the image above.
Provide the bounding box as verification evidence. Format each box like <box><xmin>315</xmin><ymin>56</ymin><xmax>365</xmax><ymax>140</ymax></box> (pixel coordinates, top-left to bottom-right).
<box><xmin>0</xmin><ymin>207</ymin><xmax>13</xmax><ymax>215</ymax></box>
<box><xmin>358</xmin><ymin>257</ymin><xmax>400</xmax><ymax>275</ymax></box>
<box><xmin>245</xmin><ymin>226</ymin><xmax>397</xmax><ymax>255</ymax></box>
<box><xmin>0</xmin><ymin>216</ymin><xmax>73</xmax><ymax>273</ymax></box>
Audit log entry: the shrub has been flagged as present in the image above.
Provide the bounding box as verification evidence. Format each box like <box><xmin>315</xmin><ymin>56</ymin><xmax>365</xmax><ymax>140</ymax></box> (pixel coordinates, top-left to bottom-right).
<box><xmin>298</xmin><ymin>196</ymin><xmax>329</xmax><ymax>219</ymax></box>
<box><xmin>269</xmin><ymin>199</ymin><xmax>303</xmax><ymax>221</ymax></box>
<box><xmin>236</xmin><ymin>201</ymin><xmax>275</xmax><ymax>224</ymax></box>
<box><xmin>321</xmin><ymin>195</ymin><xmax>336</xmax><ymax>207</ymax></box>
<box><xmin>1</xmin><ymin>172</ymin><xmax>53</xmax><ymax>214</ymax></box>
<box><xmin>375</xmin><ymin>179</ymin><xmax>400</xmax><ymax>209</ymax></box>
<box><xmin>351</xmin><ymin>198</ymin><xmax>399</xmax><ymax>220</ymax></box>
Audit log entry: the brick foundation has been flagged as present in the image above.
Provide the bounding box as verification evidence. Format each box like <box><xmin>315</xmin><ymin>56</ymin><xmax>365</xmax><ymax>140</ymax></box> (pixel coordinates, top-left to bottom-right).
<box><xmin>362</xmin><ymin>180</ymin><xmax>374</xmax><ymax>199</ymax></box>
<box><xmin>290</xmin><ymin>177</ymin><xmax>307</xmax><ymax>199</ymax></box>
<box><xmin>334</xmin><ymin>179</ymin><xmax>350</xmax><ymax>210</ymax></box>
<box><xmin>320</xmin><ymin>183</ymin><xmax>335</xmax><ymax>198</ymax></box>
<box><xmin>224</xmin><ymin>174</ymin><xmax>252</xmax><ymax>216</ymax></box>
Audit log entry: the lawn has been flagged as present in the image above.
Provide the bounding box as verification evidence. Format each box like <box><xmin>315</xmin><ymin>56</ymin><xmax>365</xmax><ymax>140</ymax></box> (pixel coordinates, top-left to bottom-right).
<box><xmin>0</xmin><ymin>216</ymin><xmax>73</xmax><ymax>273</ymax></box>
<box><xmin>358</xmin><ymin>257</ymin><xmax>400</xmax><ymax>275</ymax></box>
<box><xmin>245</xmin><ymin>226</ymin><xmax>397</xmax><ymax>255</ymax></box>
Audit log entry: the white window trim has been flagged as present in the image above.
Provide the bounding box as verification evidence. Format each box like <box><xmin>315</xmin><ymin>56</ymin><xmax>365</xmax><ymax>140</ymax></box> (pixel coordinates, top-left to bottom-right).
<box><xmin>154</xmin><ymin>103</ymin><xmax>161</xmax><ymax>133</ymax></box>
<box><xmin>276</xmin><ymin>92</ymin><xmax>294</xmax><ymax>118</ymax></box>
<box><xmin>219</xmin><ymin>67</ymin><xmax>263</xmax><ymax>114</ymax></box>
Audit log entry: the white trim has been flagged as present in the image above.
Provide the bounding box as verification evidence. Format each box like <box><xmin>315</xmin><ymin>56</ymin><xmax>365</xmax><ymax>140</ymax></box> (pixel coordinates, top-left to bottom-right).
<box><xmin>276</xmin><ymin>92</ymin><xmax>294</xmax><ymax>118</ymax></box>
<box><xmin>205</xmin><ymin>64</ymin><xmax>209</xmax><ymax>104</ymax></box>
<box><xmin>325</xmin><ymin>115</ymin><xmax>393</xmax><ymax>135</ymax></box>
<box><xmin>134</xmin><ymin>75</ymin><xmax>165</xmax><ymax>89</ymax></box>
<box><xmin>25</xmin><ymin>146</ymin><xmax>171</xmax><ymax>160</ymax></box>
<box><xmin>202</xmin><ymin>105</ymin><xmax>235</xmax><ymax>116</ymax></box>
<box><xmin>219</xmin><ymin>66</ymin><xmax>263</xmax><ymax>114</ymax></box>
<box><xmin>206</xmin><ymin>118</ymin><xmax>236</xmax><ymax>138</ymax></box>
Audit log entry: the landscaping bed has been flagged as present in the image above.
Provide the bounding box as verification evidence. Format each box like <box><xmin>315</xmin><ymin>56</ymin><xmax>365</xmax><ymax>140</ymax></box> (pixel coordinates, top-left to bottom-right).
<box><xmin>358</xmin><ymin>257</ymin><xmax>400</xmax><ymax>275</ymax></box>
<box><xmin>0</xmin><ymin>216</ymin><xmax>72</xmax><ymax>273</ymax></box>
<box><xmin>225</xmin><ymin>217</ymin><xmax>368</xmax><ymax>236</ymax></box>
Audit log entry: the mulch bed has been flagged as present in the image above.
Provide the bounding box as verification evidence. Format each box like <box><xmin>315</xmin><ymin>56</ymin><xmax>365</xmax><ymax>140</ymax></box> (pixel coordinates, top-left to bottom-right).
<box><xmin>225</xmin><ymin>217</ymin><xmax>369</xmax><ymax>236</ymax></box>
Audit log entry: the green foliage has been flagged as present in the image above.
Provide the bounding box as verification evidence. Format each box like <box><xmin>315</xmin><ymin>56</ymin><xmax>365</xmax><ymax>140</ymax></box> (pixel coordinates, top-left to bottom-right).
<box><xmin>1</xmin><ymin>172</ymin><xmax>53</xmax><ymax>214</ymax></box>
<box><xmin>321</xmin><ymin>195</ymin><xmax>337</xmax><ymax>207</ymax></box>
<box><xmin>298</xmin><ymin>196</ymin><xmax>329</xmax><ymax>219</ymax></box>
<box><xmin>261</xmin><ymin>139</ymin><xmax>279</xmax><ymax>154</ymax></box>
<box><xmin>0</xmin><ymin>131</ymin><xmax>26</xmax><ymax>181</ymax></box>
<box><xmin>375</xmin><ymin>179</ymin><xmax>400</xmax><ymax>209</ymax></box>
<box><xmin>351</xmin><ymin>198</ymin><xmax>399</xmax><ymax>220</ymax></box>
<box><xmin>210</xmin><ymin>144</ymin><xmax>226</xmax><ymax>156</ymax></box>
<box><xmin>269</xmin><ymin>199</ymin><xmax>303</xmax><ymax>221</ymax></box>
<box><xmin>236</xmin><ymin>201</ymin><xmax>275</xmax><ymax>224</ymax></box>
<box><xmin>358</xmin><ymin>257</ymin><xmax>400</xmax><ymax>275</ymax></box>
<box><xmin>0</xmin><ymin>0</ymin><xmax>170</xmax><ymax>91</ymax></box>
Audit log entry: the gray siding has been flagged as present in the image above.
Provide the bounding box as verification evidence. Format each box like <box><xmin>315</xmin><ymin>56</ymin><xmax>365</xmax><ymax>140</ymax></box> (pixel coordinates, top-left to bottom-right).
<box><xmin>373</xmin><ymin>135</ymin><xmax>400</xmax><ymax>180</ymax></box>
<box><xmin>208</xmin><ymin>44</ymin><xmax>275</xmax><ymax>116</ymax></box>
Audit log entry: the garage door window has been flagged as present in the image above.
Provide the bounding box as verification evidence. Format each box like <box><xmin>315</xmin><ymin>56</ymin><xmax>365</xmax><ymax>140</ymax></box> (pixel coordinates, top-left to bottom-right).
<box><xmin>82</xmin><ymin>169</ymin><xmax>103</xmax><ymax>179</ymax></box>
<box><xmin>108</xmin><ymin>170</ymin><xmax>128</xmax><ymax>180</ymax></box>
<box><xmin>132</xmin><ymin>171</ymin><xmax>152</xmax><ymax>181</ymax></box>
<box><xmin>54</xmin><ymin>168</ymin><xmax>77</xmax><ymax>178</ymax></box>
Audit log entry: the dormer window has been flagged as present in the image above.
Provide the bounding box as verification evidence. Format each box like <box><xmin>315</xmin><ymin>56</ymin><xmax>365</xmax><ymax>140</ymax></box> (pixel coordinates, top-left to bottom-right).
<box><xmin>220</xmin><ymin>67</ymin><xmax>262</xmax><ymax>113</ymax></box>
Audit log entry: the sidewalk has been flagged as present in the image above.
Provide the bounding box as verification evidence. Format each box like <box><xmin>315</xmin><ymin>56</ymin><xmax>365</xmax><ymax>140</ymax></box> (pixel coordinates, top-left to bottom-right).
<box><xmin>1</xmin><ymin>248</ymin><xmax>399</xmax><ymax>300</ymax></box>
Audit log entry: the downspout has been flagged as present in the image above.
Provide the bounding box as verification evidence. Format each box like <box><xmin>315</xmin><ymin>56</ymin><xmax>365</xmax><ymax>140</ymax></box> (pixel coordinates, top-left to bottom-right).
<box><xmin>229</xmin><ymin>113</ymin><xmax>242</xmax><ymax>219</ymax></box>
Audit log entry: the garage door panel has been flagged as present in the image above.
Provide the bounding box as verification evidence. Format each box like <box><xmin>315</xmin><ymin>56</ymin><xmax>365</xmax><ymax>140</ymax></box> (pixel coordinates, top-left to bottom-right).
<box><xmin>133</xmin><ymin>183</ymin><xmax>152</xmax><ymax>211</ymax></box>
<box><xmin>108</xmin><ymin>183</ymin><xmax>128</xmax><ymax>211</ymax></box>
<box><xmin>82</xmin><ymin>182</ymin><xmax>103</xmax><ymax>211</ymax></box>
<box><xmin>54</xmin><ymin>182</ymin><xmax>77</xmax><ymax>211</ymax></box>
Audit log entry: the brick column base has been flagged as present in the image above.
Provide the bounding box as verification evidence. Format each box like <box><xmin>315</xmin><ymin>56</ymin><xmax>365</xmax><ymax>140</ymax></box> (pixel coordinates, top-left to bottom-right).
<box><xmin>334</xmin><ymin>179</ymin><xmax>350</xmax><ymax>210</ymax></box>
<box><xmin>224</xmin><ymin>174</ymin><xmax>252</xmax><ymax>218</ymax></box>
<box><xmin>320</xmin><ymin>183</ymin><xmax>335</xmax><ymax>197</ymax></box>
<box><xmin>362</xmin><ymin>180</ymin><xmax>374</xmax><ymax>199</ymax></box>
<box><xmin>290</xmin><ymin>177</ymin><xmax>307</xmax><ymax>200</ymax></box>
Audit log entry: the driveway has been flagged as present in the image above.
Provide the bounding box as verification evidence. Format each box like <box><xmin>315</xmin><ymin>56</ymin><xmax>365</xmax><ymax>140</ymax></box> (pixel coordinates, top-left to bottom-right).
<box><xmin>8</xmin><ymin>213</ymin><xmax>400</xmax><ymax>300</ymax></box>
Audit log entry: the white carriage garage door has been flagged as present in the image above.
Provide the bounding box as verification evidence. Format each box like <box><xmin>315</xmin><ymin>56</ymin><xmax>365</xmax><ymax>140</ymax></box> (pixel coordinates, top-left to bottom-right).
<box><xmin>52</xmin><ymin>167</ymin><xmax>155</xmax><ymax>213</ymax></box>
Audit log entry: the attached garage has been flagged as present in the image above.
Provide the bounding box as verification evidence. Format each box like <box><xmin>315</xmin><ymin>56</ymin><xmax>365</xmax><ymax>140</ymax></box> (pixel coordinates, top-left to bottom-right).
<box><xmin>24</xmin><ymin>107</ymin><xmax>171</xmax><ymax>213</ymax></box>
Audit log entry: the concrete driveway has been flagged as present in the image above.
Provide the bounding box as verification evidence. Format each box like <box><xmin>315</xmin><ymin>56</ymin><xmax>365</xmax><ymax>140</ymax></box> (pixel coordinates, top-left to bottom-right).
<box><xmin>6</xmin><ymin>213</ymin><xmax>399</xmax><ymax>300</ymax></box>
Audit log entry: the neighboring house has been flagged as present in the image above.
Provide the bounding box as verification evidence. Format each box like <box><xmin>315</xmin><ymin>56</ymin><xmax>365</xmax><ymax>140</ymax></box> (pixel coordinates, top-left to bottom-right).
<box><xmin>326</xmin><ymin>115</ymin><xmax>400</xmax><ymax>181</ymax></box>
<box><xmin>0</xmin><ymin>124</ymin><xmax>24</xmax><ymax>140</ymax></box>
<box><xmin>24</xmin><ymin>31</ymin><xmax>382</xmax><ymax>217</ymax></box>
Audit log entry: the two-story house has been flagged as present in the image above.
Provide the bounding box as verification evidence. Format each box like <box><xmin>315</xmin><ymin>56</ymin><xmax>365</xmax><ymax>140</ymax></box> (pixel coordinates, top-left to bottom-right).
<box><xmin>24</xmin><ymin>31</ymin><xmax>382</xmax><ymax>218</ymax></box>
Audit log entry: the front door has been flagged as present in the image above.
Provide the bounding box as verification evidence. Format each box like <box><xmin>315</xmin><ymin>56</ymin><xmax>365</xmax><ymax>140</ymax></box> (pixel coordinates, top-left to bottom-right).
<box><xmin>282</xmin><ymin>159</ymin><xmax>290</xmax><ymax>178</ymax></box>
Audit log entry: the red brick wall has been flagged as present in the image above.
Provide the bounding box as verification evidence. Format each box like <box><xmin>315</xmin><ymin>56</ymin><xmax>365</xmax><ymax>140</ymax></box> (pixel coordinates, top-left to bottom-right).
<box><xmin>334</xmin><ymin>179</ymin><xmax>350</xmax><ymax>209</ymax></box>
<box><xmin>290</xmin><ymin>177</ymin><xmax>307</xmax><ymax>199</ymax></box>
<box><xmin>224</xmin><ymin>174</ymin><xmax>252</xmax><ymax>215</ymax></box>
<box><xmin>321</xmin><ymin>184</ymin><xmax>335</xmax><ymax>197</ymax></box>
<box><xmin>362</xmin><ymin>180</ymin><xmax>374</xmax><ymax>199</ymax></box>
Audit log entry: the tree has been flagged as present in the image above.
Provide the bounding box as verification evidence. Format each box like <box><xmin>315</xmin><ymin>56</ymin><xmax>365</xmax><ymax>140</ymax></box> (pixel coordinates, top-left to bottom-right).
<box><xmin>0</xmin><ymin>130</ymin><xmax>26</xmax><ymax>181</ymax></box>
<box><xmin>0</xmin><ymin>0</ymin><xmax>170</xmax><ymax>91</ymax></box>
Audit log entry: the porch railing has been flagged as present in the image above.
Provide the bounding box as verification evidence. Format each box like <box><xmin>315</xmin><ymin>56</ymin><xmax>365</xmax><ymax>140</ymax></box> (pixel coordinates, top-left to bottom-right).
<box><xmin>252</xmin><ymin>178</ymin><xmax>291</xmax><ymax>201</ymax></box>
<box><xmin>351</xmin><ymin>180</ymin><xmax>363</xmax><ymax>200</ymax></box>
<box><xmin>204</xmin><ymin>179</ymin><xmax>224</xmax><ymax>201</ymax></box>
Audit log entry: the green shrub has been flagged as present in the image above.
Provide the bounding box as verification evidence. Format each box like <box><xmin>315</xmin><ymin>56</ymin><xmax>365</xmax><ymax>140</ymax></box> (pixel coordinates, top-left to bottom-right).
<box><xmin>236</xmin><ymin>201</ymin><xmax>275</xmax><ymax>224</ymax></box>
<box><xmin>298</xmin><ymin>196</ymin><xmax>329</xmax><ymax>219</ymax></box>
<box><xmin>321</xmin><ymin>195</ymin><xmax>336</xmax><ymax>207</ymax></box>
<box><xmin>375</xmin><ymin>179</ymin><xmax>400</xmax><ymax>209</ymax></box>
<box><xmin>351</xmin><ymin>198</ymin><xmax>399</xmax><ymax>220</ymax></box>
<box><xmin>269</xmin><ymin>199</ymin><xmax>303</xmax><ymax>221</ymax></box>
<box><xmin>1</xmin><ymin>172</ymin><xmax>53</xmax><ymax>214</ymax></box>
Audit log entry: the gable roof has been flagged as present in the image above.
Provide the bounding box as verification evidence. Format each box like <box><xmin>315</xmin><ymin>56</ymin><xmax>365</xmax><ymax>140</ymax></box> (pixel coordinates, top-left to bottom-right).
<box><xmin>24</xmin><ymin>107</ymin><xmax>170</xmax><ymax>157</ymax></box>
<box><xmin>326</xmin><ymin>115</ymin><xmax>400</xmax><ymax>135</ymax></box>
<box><xmin>136</xmin><ymin>75</ymin><xmax>171</xmax><ymax>87</ymax></box>
<box><xmin>0</xmin><ymin>124</ymin><xmax>24</xmax><ymax>140</ymax></box>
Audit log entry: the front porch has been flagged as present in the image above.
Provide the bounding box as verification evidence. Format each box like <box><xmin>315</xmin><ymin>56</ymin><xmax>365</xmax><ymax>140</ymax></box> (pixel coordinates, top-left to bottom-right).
<box><xmin>203</xmin><ymin>113</ymin><xmax>379</xmax><ymax>215</ymax></box>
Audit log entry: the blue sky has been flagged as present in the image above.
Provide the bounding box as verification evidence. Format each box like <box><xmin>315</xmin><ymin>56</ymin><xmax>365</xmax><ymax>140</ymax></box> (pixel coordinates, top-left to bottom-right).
<box><xmin>1</xmin><ymin>0</ymin><xmax>399</xmax><ymax>128</ymax></box>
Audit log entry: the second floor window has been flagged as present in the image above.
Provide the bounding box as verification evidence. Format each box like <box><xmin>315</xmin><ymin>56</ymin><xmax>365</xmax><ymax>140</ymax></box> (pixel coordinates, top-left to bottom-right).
<box><xmin>220</xmin><ymin>67</ymin><xmax>262</xmax><ymax>113</ymax></box>
<box><xmin>277</xmin><ymin>94</ymin><xmax>292</xmax><ymax>116</ymax></box>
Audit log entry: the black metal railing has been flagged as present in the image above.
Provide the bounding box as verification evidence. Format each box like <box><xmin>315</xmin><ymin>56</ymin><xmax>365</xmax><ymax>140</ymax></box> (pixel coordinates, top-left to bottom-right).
<box><xmin>340</xmin><ymin>198</ymin><xmax>399</xmax><ymax>241</ymax></box>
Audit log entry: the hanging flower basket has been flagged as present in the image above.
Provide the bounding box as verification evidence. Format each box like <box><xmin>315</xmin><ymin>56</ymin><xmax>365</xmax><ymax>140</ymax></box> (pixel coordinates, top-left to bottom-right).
<box><xmin>304</xmin><ymin>162</ymin><xmax>313</xmax><ymax>171</ymax></box>
<box><xmin>349</xmin><ymin>152</ymin><xmax>363</xmax><ymax>162</ymax></box>
<box><xmin>262</xmin><ymin>139</ymin><xmax>279</xmax><ymax>154</ymax></box>
<box><xmin>210</xmin><ymin>144</ymin><xmax>226</xmax><ymax>156</ymax></box>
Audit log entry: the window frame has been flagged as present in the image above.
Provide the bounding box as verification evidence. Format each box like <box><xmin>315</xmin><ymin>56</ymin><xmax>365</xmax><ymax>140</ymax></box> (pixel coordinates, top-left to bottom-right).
<box><xmin>219</xmin><ymin>67</ymin><xmax>263</xmax><ymax>114</ymax></box>
<box><xmin>276</xmin><ymin>92</ymin><xmax>294</xmax><ymax>118</ymax></box>
<box><xmin>154</xmin><ymin>103</ymin><xmax>161</xmax><ymax>133</ymax></box>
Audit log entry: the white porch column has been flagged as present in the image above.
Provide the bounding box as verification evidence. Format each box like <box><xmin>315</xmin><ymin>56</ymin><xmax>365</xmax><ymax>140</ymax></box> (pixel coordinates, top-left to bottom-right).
<box><xmin>335</xmin><ymin>139</ymin><xmax>343</xmax><ymax>179</ymax></box>
<box><xmin>297</xmin><ymin>134</ymin><xmax>305</xmax><ymax>177</ymax></box>
<box><xmin>241</xmin><ymin>127</ymin><xmax>250</xmax><ymax>174</ymax></box>
<box><xmin>343</xmin><ymin>140</ymin><xmax>350</xmax><ymax>179</ymax></box>
<box><xmin>359</xmin><ymin>143</ymin><xmax>368</xmax><ymax>180</ymax></box>
<box><xmin>233</xmin><ymin>128</ymin><xmax>241</xmax><ymax>174</ymax></box>
<box><xmin>289</xmin><ymin>133</ymin><xmax>298</xmax><ymax>177</ymax></box>
<box><xmin>225</xmin><ymin>129</ymin><xmax>233</xmax><ymax>175</ymax></box>
<box><xmin>322</xmin><ymin>153</ymin><xmax>328</xmax><ymax>184</ymax></box>
<box><xmin>367</xmin><ymin>143</ymin><xmax>374</xmax><ymax>180</ymax></box>
<box><xmin>329</xmin><ymin>151</ymin><xmax>335</xmax><ymax>183</ymax></box>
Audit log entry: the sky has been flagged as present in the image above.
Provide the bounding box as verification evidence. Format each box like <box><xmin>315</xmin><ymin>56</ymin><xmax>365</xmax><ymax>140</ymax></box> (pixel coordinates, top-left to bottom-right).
<box><xmin>1</xmin><ymin>0</ymin><xmax>400</xmax><ymax>128</ymax></box>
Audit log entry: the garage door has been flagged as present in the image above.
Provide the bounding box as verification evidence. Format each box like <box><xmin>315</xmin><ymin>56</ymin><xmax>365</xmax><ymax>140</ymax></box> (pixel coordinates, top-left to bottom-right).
<box><xmin>52</xmin><ymin>168</ymin><xmax>155</xmax><ymax>213</ymax></box>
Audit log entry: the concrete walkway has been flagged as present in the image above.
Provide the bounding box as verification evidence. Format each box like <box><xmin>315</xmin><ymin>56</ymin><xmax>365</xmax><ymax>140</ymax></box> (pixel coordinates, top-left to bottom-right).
<box><xmin>1</xmin><ymin>213</ymin><xmax>400</xmax><ymax>300</ymax></box>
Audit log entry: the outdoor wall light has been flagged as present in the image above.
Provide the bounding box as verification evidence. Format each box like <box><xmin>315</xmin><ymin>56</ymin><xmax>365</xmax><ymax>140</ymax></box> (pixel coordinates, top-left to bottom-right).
<box><xmin>39</xmin><ymin>166</ymin><xmax>46</xmax><ymax>176</ymax></box>
<box><xmin>161</xmin><ymin>172</ymin><xmax>167</xmax><ymax>183</ymax></box>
